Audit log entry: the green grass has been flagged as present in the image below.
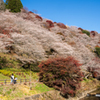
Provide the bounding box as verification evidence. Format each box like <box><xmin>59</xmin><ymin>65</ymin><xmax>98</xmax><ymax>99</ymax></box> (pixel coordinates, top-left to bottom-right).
<box><xmin>0</xmin><ymin>82</ymin><xmax>54</xmax><ymax>100</ymax></box>
<box><xmin>0</xmin><ymin>53</ymin><xmax>54</xmax><ymax>100</ymax></box>
<box><xmin>0</xmin><ymin>85</ymin><xmax>25</xmax><ymax>100</ymax></box>
<box><xmin>0</xmin><ymin>68</ymin><xmax>39</xmax><ymax>81</ymax></box>
<box><xmin>0</xmin><ymin>73</ymin><xmax>10</xmax><ymax>80</ymax></box>
<box><xmin>0</xmin><ymin>86</ymin><xmax>3</xmax><ymax>94</ymax></box>
<box><xmin>34</xmin><ymin>83</ymin><xmax>54</xmax><ymax>93</ymax></box>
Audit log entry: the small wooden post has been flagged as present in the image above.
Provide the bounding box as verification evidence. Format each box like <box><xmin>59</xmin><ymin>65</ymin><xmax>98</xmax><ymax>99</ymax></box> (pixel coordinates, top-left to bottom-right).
<box><xmin>5</xmin><ymin>80</ymin><xmax>6</xmax><ymax>85</ymax></box>
<box><xmin>20</xmin><ymin>79</ymin><xmax>22</xmax><ymax>84</ymax></box>
<box><xmin>25</xmin><ymin>79</ymin><xmax>27</xmax><ymax>82</ymax></box>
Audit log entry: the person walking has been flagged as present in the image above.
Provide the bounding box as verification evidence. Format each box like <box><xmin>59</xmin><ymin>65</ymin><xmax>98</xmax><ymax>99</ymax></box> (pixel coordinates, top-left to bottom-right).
<box><xmin>14</xmin><ymin>77</ymin><xmax>17</xmax><ymax>84</ymax></box>
<box><xmin>11</xmin><ymin>73</ymin><xmax>14</xmax><ymax>84</ymax></box>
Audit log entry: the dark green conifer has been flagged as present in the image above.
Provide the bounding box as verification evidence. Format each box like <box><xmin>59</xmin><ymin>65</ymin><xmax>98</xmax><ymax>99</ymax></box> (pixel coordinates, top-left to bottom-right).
<box><xmin>5</xmin><ymin>0</ymin><xmax>23</xmax><ymax>12</ymax></box>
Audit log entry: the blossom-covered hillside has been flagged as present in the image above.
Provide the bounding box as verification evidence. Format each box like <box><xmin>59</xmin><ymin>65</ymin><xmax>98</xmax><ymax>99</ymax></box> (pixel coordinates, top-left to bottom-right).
<box><xmin>0</xmin><ymin>9</ymin><xmax>100</xmax><ymax>71</ymax></box>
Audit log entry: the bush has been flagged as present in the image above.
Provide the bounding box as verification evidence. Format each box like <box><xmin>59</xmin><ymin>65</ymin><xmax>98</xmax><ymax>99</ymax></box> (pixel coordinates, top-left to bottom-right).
<box><xmin>46</xmin><ymin>20</ymin><xmax>54</xmax><ymax>28</ymax></box>
<box><xmin>35</xmin><ymin>15</ymin><xmax>43</xmax><ymax>21</ymax></box>
<box><xmin>78</xmin><ymin>27</ymin><xmax>83</xmax><ymax>31</ymax></box>
<box><xmin>22</xmin><ymin>62</ymin><xmax>40</xmax><ymax>72</ymax></box>
<box><xmin>82</xmin><ymin>30</ymin><xmax>90</xmax><ymax>36</ymax></box>
<box><xmin>0</xmin><ymin>26</ymin><xmax>10</xmax><ymax>34</ymax></box>
<box><xmin>56</xmin><ymin>32</ymin><xmax>64</xmax><ymax>36</ymax></box>
<box><xmin>57</xmin><ymin>23</ymin><xmax>67</xmax><ymax>29</ymax></box>
<box><xmin>0</xmin><ymin>70</ymin><xmax>16</xmax><ymax>77</ymax></box>
<box><xmin>38</xmin><ymin>56</ymin><xmax>83</xmax><ymax>97</ymax></box>
<box><xmin>87</xmin><ymin>67</ymin><xmax>100</xmax><ymax>78</ymax></box>
<box><xmin>90</xmin><ymin>31</ymin><xmax>96</xmax><ymax>36</ymax></box>
<box><xmin>0</xmin><ymin>56</ymin><xmax>8</xmax><ymax>69</ymax></box>
<box><xmin>5</xmin><ymin>0</ymin><xmax>23</xmax><ymax>12</ymax></box>
<box><xmin>95</xmin><ymin>46</ymin><xmax>100</xmax><ymax>58</ymax></box>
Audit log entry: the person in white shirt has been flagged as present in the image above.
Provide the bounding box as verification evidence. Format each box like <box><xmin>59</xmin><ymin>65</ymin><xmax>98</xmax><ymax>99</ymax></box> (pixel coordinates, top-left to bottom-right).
<box><xmin>11</xmin><ymin>74</ymin><xmax>14</xmax><ymax>83</ymax></box>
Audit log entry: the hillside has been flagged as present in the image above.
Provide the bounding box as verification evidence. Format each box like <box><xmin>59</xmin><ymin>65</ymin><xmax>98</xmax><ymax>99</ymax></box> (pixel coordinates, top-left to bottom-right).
<box><xmin>0</xmin><ymin>9</ymin><xmax>100</xmax><ymax>71</ymax></box>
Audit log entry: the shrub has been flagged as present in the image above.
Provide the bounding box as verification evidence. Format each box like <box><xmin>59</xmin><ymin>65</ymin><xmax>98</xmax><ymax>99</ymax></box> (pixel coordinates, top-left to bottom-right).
<box><xmin>87</xmin><ymin>67</ymin><xmax>100</xmax><ymax>78</ymax></box>
<box><xmin>38</xmin><ymin>56</ymin><xmax>83</xmax><ymax>97</ymax></box>
<box><xmin>0</xmin><ymin>26</ymin><xmax>9</xmax><ymax>34</ymax></box>
<box><xmin>0</xmin><ymin>70</ymin><xmax>17</xmax><ymax>78</ymax></box>
<box><xmin>68</xmin><ymin>41</ymin><xmax>76</xmax><ymax>46</ymax></box>
<box><xmin>57</xmin><ymin>23</ymin><xmax>67</xmax><ymax>29</ymax></box>
<box><xmin>22</xmin><ymin>62</ymin><xmax>40</xmax><ymax>72</ymax></box>
<box><xmin>82</xmin><ymin>30</ymin><xmax>90</xmax><ymax>36</ymax></box>
<box><xmin>46</xmin><ymin>20</ymin><xmax>54</xmax><ymax>28</ymax></box>
<box><xmin>0</xmin><ymin>56</ymin><xmax>8</xmax><ymax>69</ymax></box>
<box><xmin>0</xmin><ymin>26</ymin><xmax>10</xmax><ymax>38</ymax></box>
<box><xmin>1</xmin><ymin>82</ymin><xmax>4</xmax><ymax>86</ymax></box>
<box><xmin>56</xmin><ymin>32</ymin><xmax>64</xmax><ymax>36</ymax></box>
<box><xmin>78</xmin><ymin>27</ymin><xmax>83</xmax><ymax>31</ymax></box>
<box><xmin>5</xmin><ymin>0</ymin><xmax>23</xmax><ymax>12</ymax></box>
<box><xmin>95</xmin><ymin>46</ymin><xmax>100</xmax><ymax>58</ymax></box>
<box><xmin>35</xmin><ymin>15</ymin><xmax>43</xmax><ymax>21</ymax></box>
<box><xmin>90</xmin><ymin>31</ymin><xmax>96</xmax><ymax>36</ymax></box>
<box><xmin>98</xmin><ymin>40</ymin><xmax>100</xmax><ymax>44</ymax></box>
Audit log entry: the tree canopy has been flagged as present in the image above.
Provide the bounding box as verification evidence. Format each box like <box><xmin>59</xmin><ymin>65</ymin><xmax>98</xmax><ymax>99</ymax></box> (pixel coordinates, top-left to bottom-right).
<box><xmin>5</xmin><ymin>0</ymin><xmax>23</xmax><ymax>12</ymax></box>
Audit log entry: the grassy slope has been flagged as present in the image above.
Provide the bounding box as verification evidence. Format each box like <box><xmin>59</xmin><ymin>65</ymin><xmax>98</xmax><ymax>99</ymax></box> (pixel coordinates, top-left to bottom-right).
<box><xmin>0</xmin><ymin>83</ymin><xmax>53</xmax><ymax>100</ymax></box>
<box><xmin>0</xmin><ymin>53</ymin><xmax>53</xmax><ymax>100</ymax></box>
<box><xmin>0</xmin><ymin>73</ymin><xmax>10</xmax><ymax>80</ymax></box>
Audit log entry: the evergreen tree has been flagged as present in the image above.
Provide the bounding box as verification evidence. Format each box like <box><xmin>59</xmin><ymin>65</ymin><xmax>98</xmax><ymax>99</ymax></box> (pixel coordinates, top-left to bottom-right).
<box><xmin>5</xmin><ymin>0</ymin><xmax>23</xmax><ymax>12</ymax></box>
<box><xmin>0</xmin><ymin>0</ymin><xmax>5</xmax><ymax>11</ymax></box>
<box><xmin>5</xmin><ymin>0</ymin><xmax>9</xmax><ymax>9</ymax></box>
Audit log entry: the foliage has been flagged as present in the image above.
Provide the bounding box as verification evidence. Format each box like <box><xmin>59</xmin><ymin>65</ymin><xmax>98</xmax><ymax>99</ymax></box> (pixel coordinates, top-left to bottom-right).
<box><xmin>0</xmin><ymin>70</ymin><xmax>17</xmax><ymax>78</ymax></box>
<box><xmin>0</xmin><ymin>56</ymin><xmax>8</xmax><ymax>69</ymax></box>
<box><xmin>46</xmin><ymin>20</ymin><xmax>54</xmax><ymax>28</ymax></box>
<box><xmin>0</xmin><ymin>73</ymin><xmax>9</xmax><ymax>79</ymax></box>
<box><xmin>82</xmin><ymin>30</ymin><xmax>90</xmax><ymax>36</ymax></box>
<box><xmin>0</xmin><ymin>26</ymin><xmax>10</xmax><ymax>36</ymax></box>
<box><xmin>57</xmin><ymin>23</ymin><xmax>67</xmax><ymax>29</ymax></box>
<box><xmin>35</xmin><ymin>15</ymin><xmax>43</xmax><ymax>21</ymax></box>
<box><xmin>22</xmin><ymin>62</ymin><xmax>40</xmax><ymax>72</ymax></box>
<box><xmin>56</xmin><ymin>32</ymin><xmax>64</xmax><ymax>36</ymax></box>
<box><xmin>90</xmin><ymin>31</ymin><xmax>96</xmax><ymax>36</ymax></box>
<box><xmin>78</xmin><ymin>27</ymin><xmax>83</xmax><ymax>31</ymax></box>
<box><xmin>68</xmin><ymin>41</ymin><xmax>76</xmax><ymax>46</ymax></box>
<box><xmin>98</xmin><ymin>40</ymin><xmax>100</xmax><ymax>44</ymax></box>
<box><xmin>87</xmin><ymin>67</ymin><xmax>100</xmax><ymax>78</ymax></box>
<box><xmin>0</xmin><ymin>53</ymin><xmax>20</xmax><ymax>69</ymax></box>
<box><xmin>0</xmin><ymin>67</ymin><xmax>39</xmax><ymax>80</ymax></box>
<box><xmin>5</xmin><ymin>0</ymin><xmax>23</xmax><ymax>12</ymax></box>
<box><xmin>38</xmin><ymin>56</ymin><xmax>83</xmax><ymax>97</ymax></box>
<box><xmin>95</xmin><ymin>46</ymin><xmax>100</xmax><ymax>58</ymax></box>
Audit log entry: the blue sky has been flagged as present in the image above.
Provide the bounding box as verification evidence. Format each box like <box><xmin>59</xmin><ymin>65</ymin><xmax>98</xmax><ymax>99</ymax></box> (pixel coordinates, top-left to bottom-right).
<box><xmin>4</xmin><ymin>0</ymin><xmax>100</xmax><ymax>33</ymax></box>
